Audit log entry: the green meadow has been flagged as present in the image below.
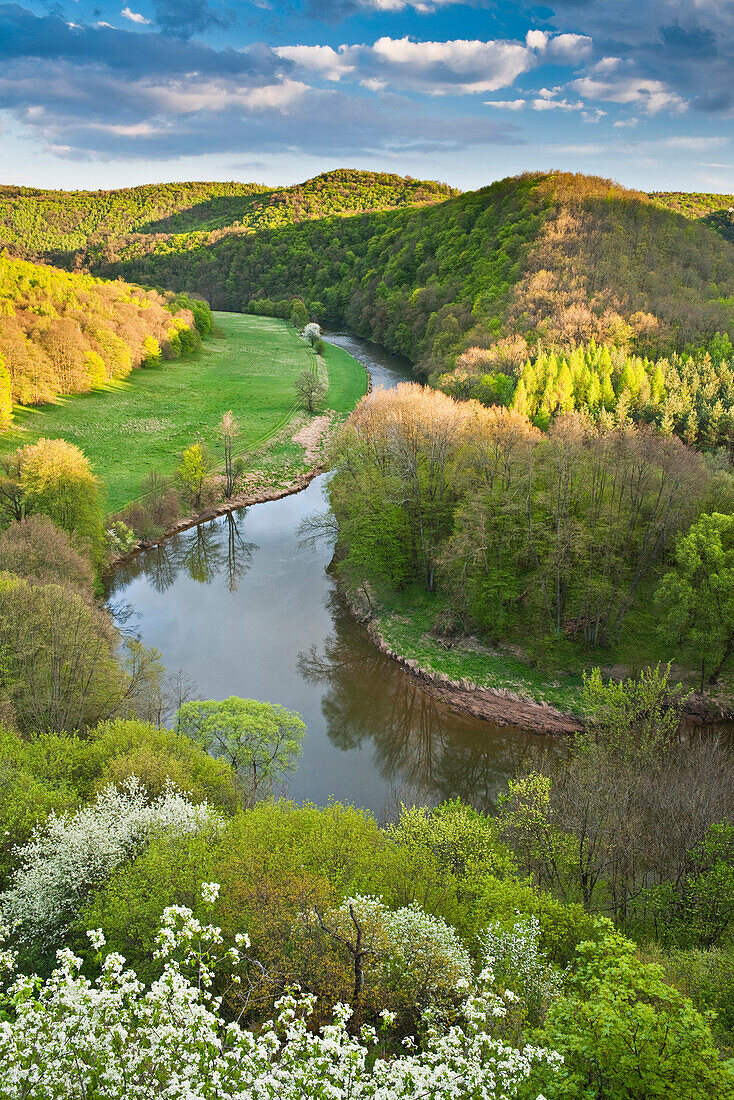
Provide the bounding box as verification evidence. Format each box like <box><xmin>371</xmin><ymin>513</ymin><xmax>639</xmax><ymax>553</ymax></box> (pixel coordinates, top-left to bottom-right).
<box><xmin>0</xmin><ymin>313</ymin><xmax>367</xmax><ymax>511</ymax></box>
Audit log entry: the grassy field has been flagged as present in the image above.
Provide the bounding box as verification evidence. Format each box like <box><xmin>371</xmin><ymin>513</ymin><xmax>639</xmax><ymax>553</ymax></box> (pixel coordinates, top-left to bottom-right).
<box><xmin>1</xmin><ymin>313</ymin><xmax>367</xmax><ymax>512</ymax></box>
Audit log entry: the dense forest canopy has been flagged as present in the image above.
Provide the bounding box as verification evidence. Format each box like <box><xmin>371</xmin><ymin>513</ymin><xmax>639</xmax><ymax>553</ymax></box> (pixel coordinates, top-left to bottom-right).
<box><xmin>3</xmin><ymin>171</ymin><xmax>733</xmax><ymax>385</ymax></box>
<box><xmin>651</xmin><ymin>191</ymin><xmax>734</xmax><ymax>244</ymax></box>
<box><xmin>0</xmin><ymin>170</ymin><xmax>456</xmax><ymax>265</ymax></box>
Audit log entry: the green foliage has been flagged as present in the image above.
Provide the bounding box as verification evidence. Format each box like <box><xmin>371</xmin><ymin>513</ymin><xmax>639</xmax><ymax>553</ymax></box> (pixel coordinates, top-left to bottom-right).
<box><xmin>0</xmin><ymin>171</ymin><xmax>454</xmax><ymax>261</ymax></box>
<box><xmin>440</xmin><ymin>339</ymin><xmax>734</xmax><ymax>451</ymax></box>
<box><xmin>0</xmin><ymin>354</ymin><xmax>10</xmax><ymax>428</ymax></box>
<box><xmin>0</xmin><ymin>514</ymin><xmax>94</xmax><ymax>593</ymax></box>
<box><xmin>92</xmin><ymin>172</ymin><xmax>734</xmax><ymax>381</ymax></box>
<box><xmin>0</xmin><ymin>719</ymin><xmax>238</xmax><ymax>890</ymax></box>
<box><xmin>657</xmin><ymin>512</ymin><xmax>734</xmax><ymax>684</ymax></box>
<box><xmin>1</xmin><ymin>314</ymin><xmax>365</xmax><ymax>512</ymax></box>
<box><xmin>331</xmin><ymin>384</ymin><xmax>711</xmax><ymax>650</ymax></box>
<box><xmin>177</xmin><ymin>441</ymin><xmax>209</xmax><ymax>510</ymax></box>
<box><xmin>289</xmin><ymin>298</ymin><xmax>309</xmax><ymax>329</ymax></box>
<box><xmin>650</xmin><ymin>190</ymin><xmax>734</xmax><ymax>243</ymax></box>
<box><xmin>580</xmin><ymin>663</ymin><xmax>686</xmax><ymax>761</ymax></box>
<box><xmin>532</xmin><ymin>932</ymin><xmax>734</xmax><ymax>1100</ymax></box>
<box><xmin>17</xmin><ymin>437</ymin><xmax>105</xmax><ymax>561</ymax></box>
<box><xmin>174</xmin><ymin>697</ymin><xmax>305</xmax><ymax>795</ymax></box>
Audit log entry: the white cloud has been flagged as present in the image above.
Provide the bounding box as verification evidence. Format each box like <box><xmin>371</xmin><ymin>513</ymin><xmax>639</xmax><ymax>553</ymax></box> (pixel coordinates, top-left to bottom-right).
<box><xmin>369</xmin><ymin>36</ymin><xmax>533</xmax><ymax>94</ymax></box>
<box><xmin>526</xmin><ymin>30</ymin><xmax>548</xmax><ymax>50</ymax></box>
<box><xmin>544</xmin><ymin>33</ymin><xmax>593</xmax><ymax>63</ymax></box>
<box><xmin>531</xmin><ymin>96</ymin><xmax>583</xmax><ymax>111</ymax></box>
<box><xmin>572</xmin><ymin>74</ymin><xmax>685</xmax><ymax>114</ymax></box>
<box><xmin>121</xmin><ymin>7</ymin><xmax>151</xmax><ymax>24</ymax></box>
<box><xmin>613</xmin><ymin>117</ymin><xmax>639</xmax><ymax>128</ymax></box>
<box><xmin>581</xmin><ymin>108</ymin><xmax>606</xmax><ymax>123</ymax></box>
<box><xmin>274</xmin><ymin>45</ymin><xmax>354</xmax><ymax>82</ymax></box>
<box><xmin>484</xmin><ymin>98</ymin><xmax>526</xmax><ymax>109</ymax></box>
<box><xmin>660</xmin><ymin>135</ymin><xmax>728</xmax><ymax>150</ymax></box>
<box><xmin>276</xmin><ymin>32</ymin><xmax>595</xmax><ymax>98</ymax></box>
<box><xmin>148</xmin><ymin>79</ymin><xmax>310</xmax><ymax>115</ymax></box>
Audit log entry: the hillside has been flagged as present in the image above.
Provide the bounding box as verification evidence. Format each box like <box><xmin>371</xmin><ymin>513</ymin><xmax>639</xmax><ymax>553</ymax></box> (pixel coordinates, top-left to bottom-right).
<box><xmin>101</xmin><ymin>172</ymin><xmax>734</xmax><ymax>375</ymax></box>
<box><xmin>0</xmin><ymin>171</ymin><xmax>457</xmax><ymax>266</ymax></box>
<box><xmin>649</xmin><ymin>191</ymin><xmax>734</xmax><ymax>243</ymax></box>
<box><xmin>0</xmin><ymin>254</ymin><xmax>206</xmax><ymax>424</ymax></box>
<box><xmin>3</xmin><ymin>172</ymin><xmax>733</xmax><ymax>382</ymax></box>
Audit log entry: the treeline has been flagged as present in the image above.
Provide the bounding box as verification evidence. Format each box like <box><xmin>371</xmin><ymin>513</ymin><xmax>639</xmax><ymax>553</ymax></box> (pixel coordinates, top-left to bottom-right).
<box><xmin>651</xmin><ymin>190</ymin><xmax>734</xmax><ymax>243</ymax></box>
<box><xmin>435</xmin><ymin>335</ymin><xmax>734</xmax><ymax>450</ymax></box>
<box><xmin>329</xmin><ymin>384</ymin><xmax>734</xmax><ymax>675</ymax></box>
<box><xmin>0</xmin><ymin>180</ymin><xmax>269</xmax><ymax>258</ymax></box>
<box><xmin>0</xmin><ymin>254</ymin><xmax>211</xmax><ymax>422</ymax></box>
<box><xmin>0</xmin><ymin>170</ymin><xmax>455</xmax><ymax>267</ymax></box>
<box><xmin>105</xmin><ymin>172</ymin><xmax>734</xmax><ymax>377</ymax></box>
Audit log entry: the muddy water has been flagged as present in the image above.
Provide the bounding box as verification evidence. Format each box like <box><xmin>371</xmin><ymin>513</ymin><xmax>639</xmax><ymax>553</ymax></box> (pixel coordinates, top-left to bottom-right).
<box><xmin>107</xmin><ymin>335</ymin><xmax>559</xmax><ymax>813</ymax></box>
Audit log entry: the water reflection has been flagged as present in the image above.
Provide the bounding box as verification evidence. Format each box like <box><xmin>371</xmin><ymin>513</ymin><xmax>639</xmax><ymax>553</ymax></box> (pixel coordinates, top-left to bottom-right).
<box><xmin>110</xmin><ymin>511</ymin><xmax>258</xmax><ymax>596</ymax></box>
<box><xmin>298</xmin><ymin>592</ymin><xmax>561</xmax><ymax>811</ymax></box>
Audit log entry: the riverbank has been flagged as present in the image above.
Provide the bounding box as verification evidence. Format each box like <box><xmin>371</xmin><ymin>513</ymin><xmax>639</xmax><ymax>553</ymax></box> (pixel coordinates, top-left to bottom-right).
<box><xmin>344</xmin><ymin>587</ymin><xmax>734</xmax><ymax>735</ymax></box>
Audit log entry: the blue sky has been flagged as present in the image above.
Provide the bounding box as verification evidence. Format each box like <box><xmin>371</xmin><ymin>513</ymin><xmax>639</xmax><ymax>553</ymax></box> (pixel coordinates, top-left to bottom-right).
<box><xmin>0</xmin><ymin>0</ymin><xmax>732</xmax><ymax>192</ymax></box>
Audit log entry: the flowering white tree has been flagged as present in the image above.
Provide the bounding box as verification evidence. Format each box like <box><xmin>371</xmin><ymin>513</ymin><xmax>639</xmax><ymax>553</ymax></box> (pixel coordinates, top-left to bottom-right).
<box><xmin>0</xmin><ymin>885</ymin><xmax>561</xmax><ymax>1100</ymax></box>
<box><xmin>305</xmin><ymin>894</ymin><xmax>473</xmax><ymax>1020</ymax></box>
<box><xmin>0</xmin><ymin>777</ymin><xmax>221</xmax><ymax>950</ymax></box>
<box><xmin>302</xmin><ymin>322</ymin><xmax>321</xmax><ymax>347</ymax></box>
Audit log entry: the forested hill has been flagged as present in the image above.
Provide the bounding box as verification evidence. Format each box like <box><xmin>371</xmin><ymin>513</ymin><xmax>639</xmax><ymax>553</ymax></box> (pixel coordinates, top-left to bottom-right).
<box><xmin>0</xmin><ymin>255</ymin><xmax>208</xmax><ymax>426</ymax></box>
<box><xmin>0</xmin><ymin>170</ymin><xmax>456</xmax><ymax>264</ymax></box>
<box><xmin>650</xmin><ymin>191</ymin><xmax>734</xmax><ymax>243</ymax></box>
<box><xmin>101</xmin><ymin>172</ymin><xmax>734</xmax><ymax>375</ymax></box>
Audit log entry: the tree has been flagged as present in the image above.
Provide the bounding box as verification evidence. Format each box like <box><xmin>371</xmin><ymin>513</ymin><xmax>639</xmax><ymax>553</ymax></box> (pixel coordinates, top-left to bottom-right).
<box><xmin>177</xmin><ymin>442</ymin><xmax>209</xmax><ymax>510</ymax></box>
<box><xmin>0</xmin><ymin>353</ymin><xmax>11</xmax><ymax>428</ymax></box>
<box><xmin>0</xmin><ymin>888</ymin><xmax>561</xmax><ymax>1100</ymax></box>
<box><xmin>217</xmin><ymin>410</ymin><xmax>240</xmax><ymax>499</ymax></box>
<box><xmin>19</xmin><ymin>438</ymin><xmax>105</xmax><ymax>563</ymax></box>
<box><xmin>303</xmin><ymin>322</ymin><xmax>321</xmax><ymax>347</ymax></box>
<box><xmin>0</xmin><ymin>515</ymin><xmax>93</xmax><ymax>594</ymax></box>
<box><xmin>174</xmin><ymin>696</ymin><xmax>305</xmax><ymax>797</ymax></box>
<box><xmin>295</xmin><ymin>369</ymin><xmax>327</xmax><ymax>414</ymax></box>
<box><xmin>0</xmin><ymin>453</ymin><xmax>26</xmax><ymax>526</ymax></box>
<box><xmin>290</xmin><ymin>298</ymin><xmax>309</xmax><ymax>329</ymax></box>
<box><xmin>534</xmin><ymin>932</ymin><xmax>734</xmax><ymax>1100</ymax></box>
<box><xmin>657</xmin><ymin>512</ymin><xmax>734</xmax><ymax>686</ymax></box>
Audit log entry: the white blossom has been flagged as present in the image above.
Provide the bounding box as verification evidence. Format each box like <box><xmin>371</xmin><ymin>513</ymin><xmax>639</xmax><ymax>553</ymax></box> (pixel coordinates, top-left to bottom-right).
<box><xmin>0</xmin><ymin>777</ymin><xmax>222</xmax><ymax>950</ymax></box>
<box><xmin>0</xmin><ymin>897</ymin><xmax>562</xmax><ymax>1100</ymax></box>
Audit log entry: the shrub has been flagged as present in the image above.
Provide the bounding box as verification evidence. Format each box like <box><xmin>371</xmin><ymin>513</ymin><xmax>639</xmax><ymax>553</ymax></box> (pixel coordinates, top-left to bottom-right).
<box><xmin>0</xmin><ymin>515</ymin><xmax>94</xmax><ymax>594</ymax></box>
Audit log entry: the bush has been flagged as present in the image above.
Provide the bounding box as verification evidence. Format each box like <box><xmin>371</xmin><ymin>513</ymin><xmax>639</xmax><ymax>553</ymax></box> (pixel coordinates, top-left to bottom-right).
<box><xmin>0</xmin><ymin>515</ymin><xmax>93</xmax><ymax>594</ymax></box>
<box><xmin>531</xmin><ymin>931</ymin><xmax>734</xmax><ymax>1100</ymax></box>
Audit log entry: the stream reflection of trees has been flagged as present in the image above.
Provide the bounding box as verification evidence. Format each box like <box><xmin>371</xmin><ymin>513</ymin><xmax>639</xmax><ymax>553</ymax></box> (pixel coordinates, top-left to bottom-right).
<box><xmin>298</xmin><ymin>592</ymin><xmax>564</xmax><ymax>811</ymax></box>
<box><xmin>107</xmin><ymin>512</ymin><xmax>258</xmax><ymax>597</ymax></box>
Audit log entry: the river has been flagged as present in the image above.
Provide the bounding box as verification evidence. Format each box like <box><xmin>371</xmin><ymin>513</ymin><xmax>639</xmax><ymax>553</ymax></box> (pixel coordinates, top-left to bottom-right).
<box><xmin>107</xmin><ymin>334</ymin><xmax>558</xmax><ymax>814</ymax></box>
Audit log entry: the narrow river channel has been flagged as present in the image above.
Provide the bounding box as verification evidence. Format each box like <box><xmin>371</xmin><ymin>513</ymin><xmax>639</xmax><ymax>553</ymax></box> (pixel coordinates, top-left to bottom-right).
<box><xmin>107</xmin><ymin>334</ymin><xmax>559</xmax><ymax>813</ymax></box>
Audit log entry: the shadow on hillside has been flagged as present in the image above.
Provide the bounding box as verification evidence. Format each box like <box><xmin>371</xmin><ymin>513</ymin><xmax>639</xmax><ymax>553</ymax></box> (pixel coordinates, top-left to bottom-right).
<box><xmin>138</xmin><ymin>192</ymin><xmax>273</xmax><ymax>234</ymax></box>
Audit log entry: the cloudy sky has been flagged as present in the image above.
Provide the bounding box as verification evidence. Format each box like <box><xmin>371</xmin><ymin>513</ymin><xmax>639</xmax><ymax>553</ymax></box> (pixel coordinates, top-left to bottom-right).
<box><xmin>1</xmin><ymin>0</ymin><xmax>732</xmax><ymax>192</ymax></box>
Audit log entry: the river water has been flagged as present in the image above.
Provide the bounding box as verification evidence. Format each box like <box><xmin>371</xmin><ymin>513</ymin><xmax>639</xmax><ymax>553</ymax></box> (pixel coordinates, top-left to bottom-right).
<box><xmin>107</xmin><ymin>334</ymin><xmax>557</xmax><ymax>814</ymax></box>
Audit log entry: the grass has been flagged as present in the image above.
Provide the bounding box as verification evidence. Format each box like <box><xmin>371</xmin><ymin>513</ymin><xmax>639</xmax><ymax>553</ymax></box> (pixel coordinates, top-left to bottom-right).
<box><xmin>373</xmin><ymin>585</ymin><xmax>734</xmax><ymax>715</ymax></box>
<box><xmin>0</xmin><ymin>313</ymin><xmax>367</xmax><ymax>512</ymax></box>
<box><xmin>375</xmin><ymin>588</ymin><xmax>587</xmax><ymax>714</ymax></box>
<box><xmin>322</xmin><ymin>341</ymin><xmax>369</xmax><ymax>414</ymax></box>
